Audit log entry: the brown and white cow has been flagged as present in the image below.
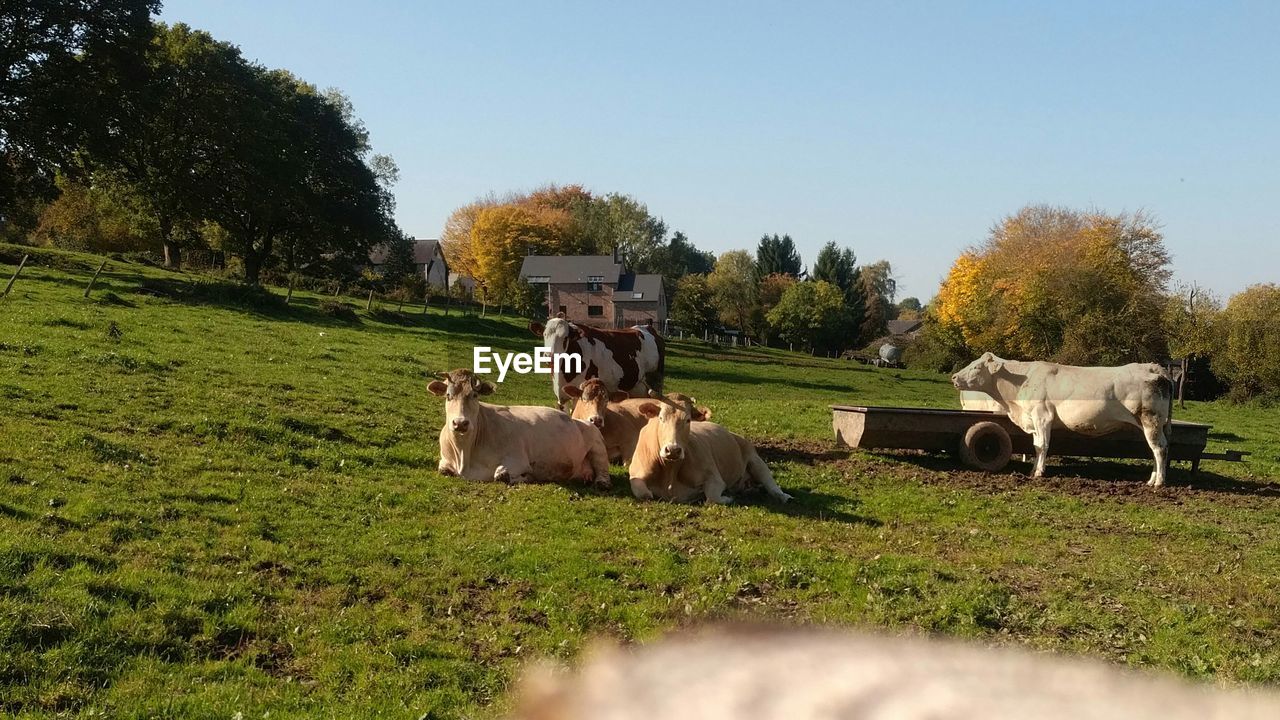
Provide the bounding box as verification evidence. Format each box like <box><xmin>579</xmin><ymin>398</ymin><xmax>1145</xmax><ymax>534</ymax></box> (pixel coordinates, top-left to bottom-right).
<box><xmin>563</xmin><ymin>378</ymin><xmax>652</xmax><ymax>465</ymax></box>
<box><xmin>429</xmin><ymin>369</ymin><xmax>611</xmax><ymax>487</ymax></box>
<box><xmin>529</xmin><ymin>314</ymin><xmax>665</xmax><ymax>411</ymax></box>
<box><xmin>952</xmin><ymin>353</ymin><xmax>1174</xmax><ymax>486</ymax></box>
<box><xmin>627</xmin><ymin>392</ymin><xmax>792</xmax><ymax>504</ymax></box>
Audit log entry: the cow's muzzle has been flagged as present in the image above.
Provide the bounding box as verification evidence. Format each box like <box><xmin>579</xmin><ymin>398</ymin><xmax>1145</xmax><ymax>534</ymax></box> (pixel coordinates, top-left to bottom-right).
<box><xmin>451</xmin><ymin>418</ymin><xmax>470</xmax><ymax>434</ymax></box>
<box><xmin>589</xmin><ymin>415</ymin><xmax>604</xmax><ymax>428</ymax></box>
<box><xmin>660</xmin><ymin>444</ymin><xmax>684</xmax><ymax>461</ymax></box>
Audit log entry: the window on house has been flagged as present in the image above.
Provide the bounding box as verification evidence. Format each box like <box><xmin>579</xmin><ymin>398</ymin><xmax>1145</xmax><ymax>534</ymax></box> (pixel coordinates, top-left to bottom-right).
<box><xmin>526</xmin><ymin>275</ymin><xmax>550</xmax><ymax>283</ymax></box>
<box><xmin>632</xmin><ymin>292</ymin><xmax>644</xmax><ymax>299</ymax></box>
<box><xmin>587</xmin><ymin>275</ymin><xmax>604</xmax><ymax>291</ymax></box>
<box><xmin>558</xmin><ymin>305</ymin><xmax>567</xmax><ymax>315</ymax></box>
<box><xmin>587</xmin><ymin>305</ymin><xmax>604</xmax><ymax>317</ymax></box>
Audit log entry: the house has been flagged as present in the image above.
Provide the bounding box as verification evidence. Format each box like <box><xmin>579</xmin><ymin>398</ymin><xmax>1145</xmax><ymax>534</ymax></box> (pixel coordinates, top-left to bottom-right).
<box><xmin>519</xmin><ymin>252</ymin><xmax>667</xmax><ymax>329</ymax></box>
<box><xmin>886</xmin><ymin>319</ymin><xmax>924</xmax><ymax>337</ymax></box>
<box><xmin>368</xmin><ymin>237</ymin><xmax>448</xmax><ymax>290</ymax></box>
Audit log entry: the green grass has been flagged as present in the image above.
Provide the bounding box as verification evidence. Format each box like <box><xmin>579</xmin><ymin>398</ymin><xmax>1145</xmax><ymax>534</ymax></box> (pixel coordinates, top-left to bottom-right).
<box><xmin>2</xmin><ymin>243</ymin><xmax>1279</xmax><ymax>718</ymax></box>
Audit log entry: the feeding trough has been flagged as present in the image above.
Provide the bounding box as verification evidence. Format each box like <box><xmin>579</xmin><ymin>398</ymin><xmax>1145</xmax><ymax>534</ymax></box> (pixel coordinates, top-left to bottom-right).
<box><xmin>831</xmin><ymin>405</ymin><xmax>1247</xmax><ymax>473</ymax></box>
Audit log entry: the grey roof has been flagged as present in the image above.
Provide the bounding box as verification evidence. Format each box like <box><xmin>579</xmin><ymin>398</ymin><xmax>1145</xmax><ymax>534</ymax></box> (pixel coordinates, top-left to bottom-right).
<box><xmin>613</xmin><ymin>273</ymin><xmax>664</xmax><ymax>302</ymax></box>
<box><xmin>887</xmin><ymin>319</ymin><xmax>924</xmax><ymax>335</ymax></box>
<box><xmin>369</xmin><ymin>238</ymin><xmax>442</xmax><ymax>266</ymax></box>
<box><xmin>519</xmin><ymin>255</ymin><xmax>622</xmax><ymax>284</ymax></box>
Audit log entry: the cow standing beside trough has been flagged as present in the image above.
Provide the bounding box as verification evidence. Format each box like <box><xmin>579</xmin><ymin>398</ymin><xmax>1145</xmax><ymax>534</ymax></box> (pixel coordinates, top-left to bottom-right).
<box><xmin>529</xmin><ymin>314</ymin><xmax>665</xmax><ymax>411</ymax></box>
<box><xmin>628</xmin><ymin>392</ymin><xmax>792</xmax><ymax>504</ymax></box>
<box><xmin>429</xmin><ymin>369</ymin><xmax>611</xmax><ymax>487</ymax></box>
<box><xmin>951</xmin><ymin>353</ymin><xmax>1174</xmax><ymax>486</ymax></box>
<box><xmin>564</xmin><ymin>379</ymin><xmax>652</xmax><ymax>465</ymax></box>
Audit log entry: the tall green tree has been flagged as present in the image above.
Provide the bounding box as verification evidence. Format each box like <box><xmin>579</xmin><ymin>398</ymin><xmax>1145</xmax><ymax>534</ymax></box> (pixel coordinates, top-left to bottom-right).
<box><xmin>95</xmin><ymin>22</ymin><xmax>254</xmax><ymax>267</ymax></box>
<box><xmin>203</xmin><ymin>69</ymin><xmax>397</xmax><ymax>285</ymax></box>
<box><xmin>766</xmin><ymin>280</ymin><xmax>848</xmax><ymax>352</ymax></box>
<box><xmin>708</xmin><ymin>250</ymin><xmax>758</xmax><ymax>333</ymax></box>
<box><xmin>755</xmin><ymin>233</ymin><xmax>803</xmax><ymax>278</ymax></box>
<box><xmin>379</xmin><ymin>232</ymin><xmax>417</xmax><ymax>284</ymax></box>
<box><xmin>812</xmin><ymin>241</ymin><xmax>867</xmax><ymax>344</ymax></box>
<box><xmin>1</xmin><ymin>0</ymin><xmax>158</xmax><ymax>231</ymax></box>
<box><xmin>670</xmin><ymin>274</ymin><xmax>718</xmax><ymax>337</ymax></box>
<box><xmin>571</xmin><ymin>192</ymin><xmax>668</xmax><ymax>270</ymax></box>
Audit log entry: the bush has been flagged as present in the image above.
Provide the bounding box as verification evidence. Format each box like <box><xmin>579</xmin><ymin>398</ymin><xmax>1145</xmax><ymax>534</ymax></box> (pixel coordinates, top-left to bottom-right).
<box><xmin>319</xmin><ymin>300</ymin><xmax>358</xmax><ymax>321</ymax></box>
<box><xmin>1213</xmin><ymin>284</ymin><xmax>1280</xmax><ymax>401</ymax></box>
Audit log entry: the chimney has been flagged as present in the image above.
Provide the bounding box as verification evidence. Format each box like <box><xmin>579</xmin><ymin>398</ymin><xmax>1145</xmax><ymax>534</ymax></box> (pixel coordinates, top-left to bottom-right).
<box><xmin>613</xmin><ymin>245</ymin><xmax>619</xmax><ymax>264</ymax></box>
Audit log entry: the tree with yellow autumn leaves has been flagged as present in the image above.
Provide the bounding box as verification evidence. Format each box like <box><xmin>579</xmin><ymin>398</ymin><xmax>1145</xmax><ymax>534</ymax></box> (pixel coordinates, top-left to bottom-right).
<box><xmin>921</xmin><ymin>205</ymin><xmax>1172</xmax><ymax>369</ymax></box>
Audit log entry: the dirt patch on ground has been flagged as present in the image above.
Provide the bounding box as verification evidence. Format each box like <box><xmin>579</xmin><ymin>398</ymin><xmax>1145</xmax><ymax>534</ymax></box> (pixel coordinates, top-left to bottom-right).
<box><xmin>754</xmin><ymin>437</ymin><xmax>1280</xmax><ymax>509</ymax></box>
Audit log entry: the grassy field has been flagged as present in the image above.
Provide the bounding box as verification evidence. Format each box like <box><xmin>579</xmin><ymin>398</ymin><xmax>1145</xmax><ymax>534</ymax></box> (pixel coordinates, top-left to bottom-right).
<box><xmin>2</xmin><ymin>244</ymin><xmax>1279</xmax><ymax>719</ymax></box>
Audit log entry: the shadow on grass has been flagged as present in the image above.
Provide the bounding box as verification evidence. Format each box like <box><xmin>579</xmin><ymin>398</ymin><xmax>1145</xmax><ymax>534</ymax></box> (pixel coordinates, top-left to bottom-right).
<box><xmin>1209</xmin><ymin>431</ymin><xmax>1247</xmax><ymax>443</ymax></box>
<box><xmin>865</xmin><ymin>449</ymin><xmax>1280</xmax><ymax>502</ymax></box>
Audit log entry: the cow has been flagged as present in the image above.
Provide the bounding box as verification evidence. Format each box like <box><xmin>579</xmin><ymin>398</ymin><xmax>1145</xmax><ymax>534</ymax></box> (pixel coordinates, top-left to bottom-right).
<box><xmin>428</xmin><ymin>369</ymin><xmax>611</xmax><ymax>487</ymax></box>
<box><xmin>528</xmin><ymin>313</ymin><xmax>665</xmax><ymax>411</ymax></box>
<box><xmin>563</xmin><ymin>378</ymin><xmax>652</xmax><ymax>465</ymax></box>
<box><xmin>959</xmin><ymin>389</ymin><xmax>1004</xmax><ymax>412</ymax></box>
<box><xmin>507</xmin><ymin>625</ymin><xmax>1280</xmax><ymax>720</ymax></box>
<box><xmin>627</xmin><ymin>391</ymin><xmax>792</xmax><ymax>504</ymax></box>
<box><xmin>951</xmin><ymin>352</ymin><xmax>1174</xmax><ymax>486</ymax></box>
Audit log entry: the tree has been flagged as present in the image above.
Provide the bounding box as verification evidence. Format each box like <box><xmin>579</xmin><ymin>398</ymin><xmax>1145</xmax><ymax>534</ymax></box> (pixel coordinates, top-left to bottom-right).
<box><xmin>708</xmin><ymin>250</ymin><xmax>758</xmax><ymax>333</ymax></box>
<box><xmin>571</xmin><ymin>192</ymin><xmax>668</xmax><ymax>270</ymax></box>
<box><xmin>1213</xmin><ymin>284</ymin><xmax>1280</xmax><ymax>401</ymax></box>
<box><xmin>94</xmin><ymin>23</ymin><xmax>258</xmax><ymax>267</ymax></box>
<box><xmin>926</xmin><ymin>206</ymin><xmax>1171</xmax><ymax>365</ymax></box>
<box><xmin>670</xmin><ymin>274</ymin><xmax>718</xmax><ymax>337</ymax></box>
<box><xmin>766</xmin><ymin>281</ymin><xmax>847</xmax><ymax>352</ymax></box>
<box><xmin>812</xmin><ymin>242</ymin><xmax>867</xmax><ymax>343</ymax></box>
<box><xmin>1163</xmin><ymin>284</ymin><xmax>1221</xmax><ymax>362</ymax></box>
<box><xmin>652</xmin><ymin>230</ymin><xmax>714</xmax><ymax>289</ymax></box>
<box><xmin>1</xmin><ymin>0</ymin><xmax>158</xmax><ymax>226</ymax></box>
<box><xmin>510</xmin><ymin>279</ymin><xmax>547</xmax><ymax>319</ymax></box>
<box><xmin>379</xmin><ymin>232</ymin><xmax>418</xmax><ymax>284</ymax></box>
<box><xmin>897</xmin><ymin>297</ymin><xmax>923</xmax><ymax>320</ymax></box>
<box><xmin>31</xmin><ymin>175</ymin><xmax>151</xmax><ymax>252</ymax></box>
<box><xmin>469</xmin><ymin>202</ymin><xmax>575</xmax><ymax>301</ymax></box>
<box><xmin>755</xmin><ymin>233</ymin><xmax>802</xmax><ymax>278</ymax></box>
<box><xmin>202</xmin><ymin>67</ymin><xmax>398</xmax><ymax>285</ymax></box>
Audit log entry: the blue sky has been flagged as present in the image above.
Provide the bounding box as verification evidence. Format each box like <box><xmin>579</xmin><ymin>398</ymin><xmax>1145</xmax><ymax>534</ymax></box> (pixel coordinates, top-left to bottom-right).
<box><xmin>160</xmin><ymin>1</ymin><xmax>1278</xmax><ymax>300</ymax></box>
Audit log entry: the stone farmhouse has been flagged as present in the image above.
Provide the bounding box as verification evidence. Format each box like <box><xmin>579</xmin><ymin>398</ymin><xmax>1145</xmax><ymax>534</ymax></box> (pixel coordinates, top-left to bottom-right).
<box><xmin>519</xmin><ymin>252</ymin><xmax>667</xmax><ymax>328</ymax></box>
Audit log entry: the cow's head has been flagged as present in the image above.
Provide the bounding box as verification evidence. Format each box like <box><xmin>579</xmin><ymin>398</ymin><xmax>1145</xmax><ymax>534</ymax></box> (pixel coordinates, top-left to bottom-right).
<box><xmin>637</xmin><ymin>391</ymin><xmax>711</xmax><ymax>461</ymax></box>
<box><xmin>427</xmin><ymin>369</ymin><xmax>494</xmax><ymax>436</ymax></box>
<box><xmin>529</xmin><ymin>312</ymin><xmax>576</xmax><ymax>349</ymax></box>
<box><xmin>951</xmin><ymin>352</ymin><xmax>1003</xmax><ymax>391</ymax></box>
<box><xmin>565</xmin><ymin>378</ymin><xmax>630</xmax><ymax>428</ymax></box>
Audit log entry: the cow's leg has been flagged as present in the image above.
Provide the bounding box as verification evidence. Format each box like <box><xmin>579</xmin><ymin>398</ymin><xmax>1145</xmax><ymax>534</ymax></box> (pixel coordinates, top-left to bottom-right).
<box><xmin>703</xmin><ymin>471</ymin><xmax>734</xmax><ymax>505</ymax></box>
<box><xmin>747</xmin><ymin>454</ymin><xmax>792</xmax><ymax>503</ymax></box>
<box><xmin>628</xmin><ymin>475</ymin><xmax>654</xmax><ymax>500</ymax></box>
<box><xmin>1141</xmin><ymin>414</ymin><xmax>1170</xmax><ymax>487</ymax></box>
<box><xmin>584</xmin><ymin>431</ymin><xmax>612</xmax><ymax>488</ymax></box>
<box><xmin>1029</xmin><ymin>415</ymin><xmax>1053</xmax><ymax>478</ymax></box>
<box><xmin>494</xmin><ymin>454</ymin><xmax>533</xmax><ymax>484</ymax></box>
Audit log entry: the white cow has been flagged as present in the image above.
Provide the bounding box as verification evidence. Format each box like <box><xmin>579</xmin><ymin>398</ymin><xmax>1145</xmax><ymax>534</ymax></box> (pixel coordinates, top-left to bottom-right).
<box><xmin>951</xmin><ymin>352</ymin><xmax>1174</xmax><ymax>486</ymax></box>
<box><xmin>429</xmin><ymin>369</ymin><xmax>611</xmax><ymax>487</ymax></box>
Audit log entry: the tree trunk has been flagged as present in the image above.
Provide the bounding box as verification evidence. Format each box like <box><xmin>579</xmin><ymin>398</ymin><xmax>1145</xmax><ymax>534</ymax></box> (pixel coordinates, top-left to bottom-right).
<box><xmin>244</xmin><ymin>252</ymin><xmax>263</xmax><ymax>286</ymax></box>
<box><xmin>162</xmin><ymin>240</ymin><xmax>182</xmax><ymax>269</ymax></box>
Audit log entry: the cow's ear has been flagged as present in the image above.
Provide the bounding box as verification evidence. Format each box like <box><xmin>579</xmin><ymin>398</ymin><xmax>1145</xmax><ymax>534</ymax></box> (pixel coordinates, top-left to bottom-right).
<box><xmin>528</xmin><ymin>322</ymin><xmax>545</xmax><ymax>336</ymax></box>
<box><xmin>563</xmin><ymin>384</ymin><xmax>582</xmax><ymax>398</ymax></box>
<box><xmin>566</xmin><ymin>324</ymin><xmax>580</xmax><ymax>339</ymax></box>
<box><xmin>476</xmin><ymin>381</ymin><xmax>496</xmax><ymax>395</ymax></box>
<box><xmin>609</xmin><ymin>391</ymin><xmax>630</xmax><ymax>403</ymax></box>
<box><xmin>638</xmin><ymin>402</ymin><xmax>661</xmax><ymax>418</ymax></box>
<box><xmin>693</xmin><ymin>406</ymin><xmax>712</xmax><ymax>421</ymax></box>
<box><xmin>428</xmin><ymin>380</ymin><xmax>448</xmax><ymax>397</ymax></box>
<box><xmin>556</xmin><ymin>311</ymin><xmax>566</xmax><ymax>319</ymax></box>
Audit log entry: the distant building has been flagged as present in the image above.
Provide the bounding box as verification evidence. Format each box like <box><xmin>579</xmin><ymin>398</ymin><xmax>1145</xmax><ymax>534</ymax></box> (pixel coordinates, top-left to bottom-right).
<box><xmin>368</xmin><ymin>237</ymin><xmax>448</xmax><ymax>290</ymax></box>
<box><xmin>886</xmin><ymin>319</ymin><xmax>924</xmax><ymax>337</ymax></box>
<box><xmin>519</xmin><ymin>251</ymin><xmax>667</xmax><ymax>328</ymax></box>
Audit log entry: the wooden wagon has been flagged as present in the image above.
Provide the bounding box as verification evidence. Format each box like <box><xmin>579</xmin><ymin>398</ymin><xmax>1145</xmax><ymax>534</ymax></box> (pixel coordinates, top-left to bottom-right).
<box><xmin>831</xmin><ymin>405</ymin><xmax>1247</xmax><ymax>473</ymax></box>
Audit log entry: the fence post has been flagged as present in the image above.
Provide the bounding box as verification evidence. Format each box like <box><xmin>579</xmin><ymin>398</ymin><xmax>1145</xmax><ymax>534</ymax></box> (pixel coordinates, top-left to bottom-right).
<box><xmin>285</xmin><ymin>273</ymin><xmax>296</xmax><ymax>304</ymax></box>
<box><xmin>2</xmin><ymin>254</ymin><xmax>29</xmax><ymax>300</ymax></box>
<box><xmin>366</xmin><ymin>289</ymin><xmax>374</xmax><ymax>310</ymax></box>
<box><xmin>84</xmin><ymin>258</ymin><xmax>108</xmax><ymax>298</ymax></box>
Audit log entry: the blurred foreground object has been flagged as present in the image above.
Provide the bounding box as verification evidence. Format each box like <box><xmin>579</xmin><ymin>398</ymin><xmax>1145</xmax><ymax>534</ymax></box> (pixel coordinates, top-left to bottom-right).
<box><xmin>510</xmin><ymin>626</ymin><xmax>1278</xmax><ymax>720</ymax></box>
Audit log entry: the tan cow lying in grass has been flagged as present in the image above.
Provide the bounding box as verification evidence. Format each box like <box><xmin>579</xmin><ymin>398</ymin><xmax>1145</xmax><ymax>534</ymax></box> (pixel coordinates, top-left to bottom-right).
<box><xmin>429</xmin><ymin>369</ymin><xmax>610</xmax><ymax>487</ymax></box>
<box><xmin>564</xmin><ymin>379</ymin><xmax>651</xmax><ymax>465</ymax></box>
<box><xmin>952</xmin><ymin>352</ymin><xmax>1174</xmax><ymax>486</ymax></box>
<box><xmin>507</xmin><ymin>626</ymin><xmax>1280</xmax><ymax>720</ymax></box>
<box><xmin>627</xmin><ymin>391</ymin><xmax>791</xmax><ymax>504</ymax></box>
